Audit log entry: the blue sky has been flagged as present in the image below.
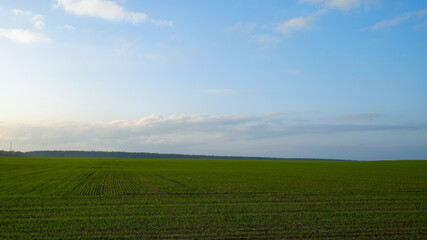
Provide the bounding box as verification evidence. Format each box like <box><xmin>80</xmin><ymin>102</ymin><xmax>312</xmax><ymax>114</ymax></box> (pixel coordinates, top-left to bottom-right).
<box><xmin>0</xmin><ymin>0</ymin><xmax>426</xmax><ymax>160</ymax></box>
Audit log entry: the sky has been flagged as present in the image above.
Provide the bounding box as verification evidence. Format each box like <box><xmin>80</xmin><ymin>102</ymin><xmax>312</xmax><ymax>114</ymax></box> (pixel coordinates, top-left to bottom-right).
<box><xmin>0</xmin><ymin>0</ymin><xmax>426</xmax><ymax>160</ymax></box>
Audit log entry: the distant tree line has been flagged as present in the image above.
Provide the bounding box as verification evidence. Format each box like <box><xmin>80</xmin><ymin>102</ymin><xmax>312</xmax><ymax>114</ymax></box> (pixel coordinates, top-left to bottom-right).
<box><xmin>0</xmin><ymin>151</ymin><xmax>25</xmax><ymax>157</ymax></box>
<box><xmin>24</xmin><ymin>150</ymin><xmax>278</xmax><ymax>159</ymax></box>
<box><xmin>1</xmin><ymin>150</ymin><xmax>350</xmax><ymax>161</ymax></box>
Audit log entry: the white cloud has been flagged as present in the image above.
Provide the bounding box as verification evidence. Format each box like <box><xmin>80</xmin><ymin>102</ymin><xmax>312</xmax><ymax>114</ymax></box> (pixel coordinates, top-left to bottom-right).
<box><xmin>0</xmin><ymin>114</ymin><xmax>270</xmax><ymax>151</ymax></box>
<box><xmin>12</xmin><ymin>8</ymin><xmax>46</xmax><ymax>30</ymax></box>
<box><xmin>12</xmin><ymin>8</ymin><xmax>32</xmax><ymax>16</ymax></box>
<box><xmin>54</xmin><ymin>0</ymin><xmax>172</xmax><ymax>26</ymax></box>
<box><xmin>0</xmin><ymin>28</ymin><xmax>51</xmax><ymax>43</ymax></box>
<box><xmin>371</xmin><ymin>9</ymin><xmax>427</xmax><ymax>30</ymax></box>
<box><xmin>276</xmin><ymin>15</ymin><xmax>316</xmax><ymax>34</ymax></box>
<box><xmin>300</xmin><ymin>0</ymin><xmax>377</xmax><ymax>10</ymax></box>
<box><xmin>1</xmin><ymin>114</ymin><xmax>425</xmax><ymax>155</ymax></box>
<box><xmin>64</xmin><ymin>24</ymin><xmax>76</xmax><ymax>30</ymax></box>
<box><xmin>4</xmin><ymin>9</ymin><xmax>50</xmax><ymax>43</ymax></box>
<box><xmin>32</xmin><ymin>15</ymin><xmax>46</xmax><ymax>30</ymax></box>
<box><xmin>252</xmin><ymin>34</ymin><xmax>280</xmax><ymax>44</ymax></box>
<box><xmin>54</xmin><ymin>0</ymin><xmax>148</xmax><ymax>23</ymax></box>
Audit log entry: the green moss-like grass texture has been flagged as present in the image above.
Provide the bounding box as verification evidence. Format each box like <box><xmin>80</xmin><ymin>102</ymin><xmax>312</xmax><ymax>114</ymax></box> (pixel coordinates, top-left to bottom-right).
<box><xmin>0</xmin><ymin>157</ymin><xmax>425</xmax><ymax>239</ymax></box>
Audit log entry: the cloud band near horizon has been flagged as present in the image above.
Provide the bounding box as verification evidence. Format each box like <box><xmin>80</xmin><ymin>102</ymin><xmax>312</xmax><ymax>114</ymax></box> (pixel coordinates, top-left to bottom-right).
<box><xmin>1</xmin><ymin>113</ymin><xmax>426</xmax><ymax>159</ymax></box>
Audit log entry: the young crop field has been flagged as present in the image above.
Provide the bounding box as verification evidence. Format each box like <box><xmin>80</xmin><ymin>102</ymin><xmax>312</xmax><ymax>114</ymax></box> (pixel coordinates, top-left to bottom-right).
<box><xmin>0</xmin><ymin>157</ymin><xmax>425</xmax><ymax>239</ymax></box>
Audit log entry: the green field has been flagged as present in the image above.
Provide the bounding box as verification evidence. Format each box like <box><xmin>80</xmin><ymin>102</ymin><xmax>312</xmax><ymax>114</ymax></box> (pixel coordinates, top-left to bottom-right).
<box><xmin>0</xmin><ymin>157</ymin><xmax>425</xmax><ymax>239</ymax></box>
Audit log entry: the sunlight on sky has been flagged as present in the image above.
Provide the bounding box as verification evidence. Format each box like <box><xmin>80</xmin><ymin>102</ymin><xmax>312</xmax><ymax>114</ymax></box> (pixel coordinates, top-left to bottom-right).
<box><xmin>0</xmin><ymin>0</ymin><xmax>426</xmax><ymax>159</ymax></box>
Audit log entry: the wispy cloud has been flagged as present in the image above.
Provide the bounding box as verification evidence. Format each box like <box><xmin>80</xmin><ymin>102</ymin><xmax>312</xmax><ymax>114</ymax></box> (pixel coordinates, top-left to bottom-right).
<box><xmin>12</xmin><ymin>8</ymin><xmax>32</xmax><ymax>16</ymax></box>
<box><xmin>275</xmin><ymin>0</ymin><xmax>376</xmax><ymax>36</ymax></box>
<box><xmin>371</xmin><ymin>13</ymin><xmax>412</xmax><ymax>29</ymax></box>
<box><xmin>32</xmin><ymin>15</ymin><xmax>46</xmax><ymax>30</ymax></box>
<box><xmin>64</xmin><ymin>24</ymin><xmax>76</xmax><ymax>30</ymax></box>
<box><xmin>285</xmin><ymin>69</ymin><xmax>300</xmax><ymax>77</ymax></box>
<box><xmin>252</xmin><ymin>34</ymin><xmax>280</xmax><ymax>44</ymax></box>
<box><xmin>275</xmin><ymin>13</ymin><xmax>318</xmax><ymax>35</ymax></box>
<box><xmin>300</xmin><ymin>0</ymin><xmax>377</xmax><ymax>11</ymax></box>
<box><xmin>204</xmin><ymin>89</ymin><xmax>237</xmax><ymax>94</ymax></box>
<box><xmin>54</xmin><ymin>0</ymin><xmax>172</xmax><ymax>26</ymax></box>
<box><xmin>1</xmin><ymin>8</ymin><xmax>50</xmax><ymax>43</ymax></box>
<box><xmin>115</xmin><ymin>40</ymin><xmax>130</xmax><ymax>56</ymax></box>
<box><xmin>342</xmin><ymin>113</ymin><xmax>382</xmax><ymax>120</ymax></box>
<box><xmin>13</xmin><ymin>8</ymin><xmax>46</xmax><ymax>30</ymax></box>
<box><xmin>371</xmin><ymin>9</ymin><xmax>427</xmax><ymax>30</ymax></box>
<box><xmin>150</xmin><ymin>19</ymin><xmax>173</xmax><ymax>27</ymax></box>
<box><xmin>0</xmin><ymin>28</ymin><xmax>51</xmax><ymax>43</ymax></box>
<box><xmin>223</xmin><ymin>22</ymin><xmax>257</xmax><ymax>33</ymax></box>
<box><xmin>417</xmin><ymin>9</ymin><xmax>427</xmax><ymax>18</ymax></box>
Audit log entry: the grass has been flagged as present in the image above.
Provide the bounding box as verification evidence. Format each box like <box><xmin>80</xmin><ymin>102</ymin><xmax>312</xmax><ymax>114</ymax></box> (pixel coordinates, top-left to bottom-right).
<box><xmin>0</xmin><ymin>157</ymin><xmax>426</xmax><ymax>239</ymax></box>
